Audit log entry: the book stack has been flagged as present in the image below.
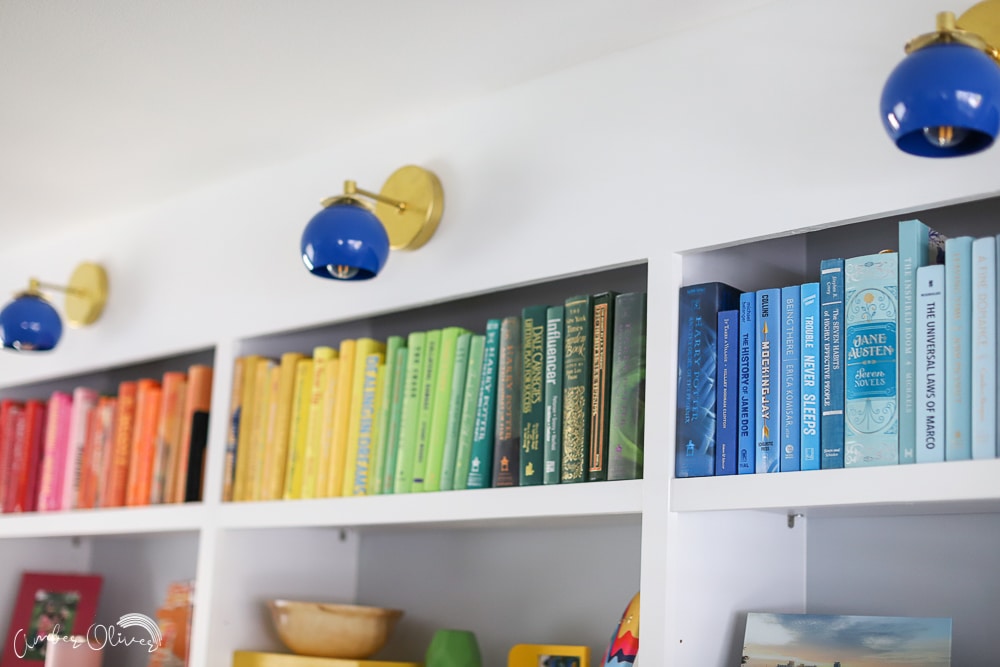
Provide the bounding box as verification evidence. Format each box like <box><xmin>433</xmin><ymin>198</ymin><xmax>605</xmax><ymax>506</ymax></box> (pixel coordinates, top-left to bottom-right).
<box><xmin>675</xmin><ymin>218</ymin><xmax>1000</xmax><ymax>477</ymax></box>
<box><xmin>0</xmin><ymin>365</ymin><xmax>214</xmax><ymax>512</ymax></box>
<box><xmin>223</xmin><ymin>291</ymin><xmax>647</xmax><ymax>500</ymax></box>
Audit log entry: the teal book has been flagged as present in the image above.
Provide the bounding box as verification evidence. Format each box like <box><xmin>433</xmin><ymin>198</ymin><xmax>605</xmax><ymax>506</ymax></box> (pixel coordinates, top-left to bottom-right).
<box><xmin>393</xmin><ymin>331</ymin><xmax>426</xmax><ymax>493</ymax></box>
<box><xmin>520</xmin><ymin>305</ymin><xmax>548</xmax><ymax>486</ymax></box>
<box><xmin>897</xmin><ymin>219</ymin><xmax>947</xmax><ymax>464</ymax></box>
<box><xmin>543</xmin><ymin>306</ymin><xmax>565</xmax><ymax>484</ymax></box>
<box><xmin>466</xmin><ymin>319</ymin><xmax>502</xmax><ymax>489</ymax></box>
<box><xmin>799</xmin><ymin>282</ymin><xmax>820</xmax><ymax>471</ymax></box>
<box><xmin>452</xmin><ymin>334</ymin><xmax>486</xmax><ymax>490</ymax></box>
<box><xmin>411</xmin><ymin>329</ymin><xmax>442</xmax><ymax>491</ymax></box>
<box><xmin>608</xmin><ymin>292</ymin><xmax>647</xmax><ymax>481</ymax></box>
<box><xmin>438</xmin><ymin>332</ymin><xmax>472</xmax><ymax>491</ymax></box>
<box><xmin>820</xmin><ymin>258</ymin><xmax>846</xmax><ymax>469</ymax></box>
<box><xmin>971</xmin><ymin>236</ymin><xmax>996</xmax><ymax>460</ymax></box>
<box><xmin>370</xmin><ymin>335</ymin><xmax>404</xmax><ymax>495</ymax></box>
<box><xmin>424</xmin><ymin>326</ymin><xmax>468</xmax><ymax>491</ymax></box>
<box><xmin>493</xmin><ymin>315</ymin><xmax>522</xmax><ymax>487</ymax></box>
<box><xmin>779</xmin><ymin>285</ymin><xmax>800</xmax><ymax>472</ymax></box>
<box><xmin>844</xmin><ymin>252</ymin><xmax>899</xmax><ymax>467</ymax></box>
<box><xmin>588</xmin><ymin>291</ymin><xmax>617</xmax><ymax>481</ymax></box>
<box><xmin>945</xmin><ymin>236</ymin><xmax>973</xmax><ymax>461</ymax></box>
<box><xmin>562</xmin><ymin>294</ymin><xmax>594</xmax><ymax>482</ymax></box>
<box><xmin>380</xmin><ymin>345</ymin><xmax>408</xmax><ymax>493</ymax></box>
<box><xmin>916</xmin><ymin>264</ymin><xmax>945</xmax><ymax>463</ymax></box>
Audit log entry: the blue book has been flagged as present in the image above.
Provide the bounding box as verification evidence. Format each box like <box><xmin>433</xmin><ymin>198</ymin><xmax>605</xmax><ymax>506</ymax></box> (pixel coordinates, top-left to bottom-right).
<box><xmin>675</xmin><ymin>282</ymin><xmax>742</xmax><ymax>478</ymax></box>
<box><xmin>916</xmin><ymin>264</ymin><xmax>945</xmax><ymax>463</ymax></box>
<box><xmin>738</xmin><ymin>292</ymin><xmax>756</xmax><ymax>474</ymax></box>
<box><xmin>844</xmin><ymin>252</ymin><xmax>899</xmax><ymax>467</ymax></box>
<box><xmin>897</xmin><ymin>219</ymin><xmax>947</xmax><ymax>464</ymax></box>
<box><xmin>945</xmin><ymin>236</ymin><xmax>973</xmax><ymax>461</ymax></box>
<box><xmin>820</xmin><ymin>258</ymin><xmax>845</xmax><ymax>469</ymax></box>
<box><xmin>780</xmin><ymin>285</ymin><xmax>800</xmax><ymax>472</ymax></box>
<box><xmin>755</xmin><ymin>288</ymin><xmax>781</xmax><ymax>474</ymax></box>
<box><xmin>715</xmin><ymin>310</ymin><xmax>739</xmax><ymax>476</ymax></box>
<box><xmin>800</xmin><ymin>282</ymin><xmax>821</xmax><ymax>471</ymax></box>
<box><xmin>972</xmin><ymin>237</ymin><xmax>996</xmax><ymax>459</ymax></box>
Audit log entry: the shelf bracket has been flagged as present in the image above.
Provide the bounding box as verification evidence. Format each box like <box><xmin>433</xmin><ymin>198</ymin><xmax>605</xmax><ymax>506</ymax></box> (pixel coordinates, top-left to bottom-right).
<box><xmin>787</xmin><ymin>513</ymin><xmax>804</xmax><ymax>529</ymax></box>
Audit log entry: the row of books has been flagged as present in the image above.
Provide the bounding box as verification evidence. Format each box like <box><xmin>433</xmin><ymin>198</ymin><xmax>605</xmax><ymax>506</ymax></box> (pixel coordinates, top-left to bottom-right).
<box><xmin>224</xmin><ymin>290</ymin><xmax>647</xmax><ymax>501</ymax></box>
<box><xmin>0</xmin><ymin>365</ymin><xmax>213</xmax><ymax>513</ymax></box>
<box><xmin>676</xmin><ymin>218</ymin><xmax>1000</xmax><ymax>477</ymax></box>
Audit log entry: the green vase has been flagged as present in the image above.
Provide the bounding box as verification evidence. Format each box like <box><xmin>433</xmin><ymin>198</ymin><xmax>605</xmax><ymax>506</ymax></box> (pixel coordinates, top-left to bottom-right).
<box><xmin>424</xmin><ymin>628</ymin><xmax>483</xmax><ymax>667</ymax></box>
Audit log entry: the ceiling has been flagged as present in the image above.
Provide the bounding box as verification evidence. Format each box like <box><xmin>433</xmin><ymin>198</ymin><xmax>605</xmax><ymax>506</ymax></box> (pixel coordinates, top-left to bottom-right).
<box><xmin>0</xmin><ymin>0</ymin><xmax>771</xmax><ymax>247</ymax></box>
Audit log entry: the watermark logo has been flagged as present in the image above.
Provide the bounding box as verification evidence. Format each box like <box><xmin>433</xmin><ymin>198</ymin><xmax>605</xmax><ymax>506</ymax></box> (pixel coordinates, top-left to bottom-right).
<box><xmin>13</xmin><ymin>612</ymin><xmax>163</xmax><ymax>658</ymax></box>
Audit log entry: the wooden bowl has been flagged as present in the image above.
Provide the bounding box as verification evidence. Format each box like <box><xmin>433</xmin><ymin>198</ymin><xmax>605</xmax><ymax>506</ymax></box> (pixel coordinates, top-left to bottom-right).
<box><xmin>267</xmin><ymin>599</ymin><xmax>403</xmax><ymax>659</ymax></box>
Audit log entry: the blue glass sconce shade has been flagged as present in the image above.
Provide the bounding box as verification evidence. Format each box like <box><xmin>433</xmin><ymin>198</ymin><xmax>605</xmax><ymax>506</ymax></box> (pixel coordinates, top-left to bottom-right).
<box><xmin>881</xmin><ymin>42</ymin><xmax>1000</xmax><ymax>157</ymax></box>
<box><xmin>300</xmin><ymin>199</ymin><xmax>390</xmax><ymax>281</ymax></box>
<box><xmin>0</xmin><ymin>294</ymin><xmax>63</xmax><ymax>351</ymax></box>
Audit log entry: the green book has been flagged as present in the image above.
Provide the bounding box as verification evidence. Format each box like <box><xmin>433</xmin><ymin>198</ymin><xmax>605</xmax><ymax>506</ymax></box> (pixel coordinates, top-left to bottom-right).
<box><xmin>452</xmin><ymin>334</ymin><xmax>486</xmax><ymax>490</ymax></box>
<box><xmin>561</xmin><ymin>294</ymin><xmax>593</xmax><ymax>483</ymax></box>
<box><xmin>439</xmin><ymin>332</ymin><xmax>473</xmax><ymax>491</ymax></box>
<box><xmin>543</xmin><ymin>306</ymin><xmax>565</xmax><ymax>484</ymax></box>
<box><xmin>422</xmin><ymin>327</ymin><xmax>467</xmax><ymax>491</ymax></box>
<box><xmin>411</xmin><ymin>329</ymin><xmax>442</xmax><ymax>491</ymax></box>
<box><xmin>520</xmin><ymin>305</ymin><xmax>547</xmax><ymax>486</ymax></box>
<box><xmin>380</xmin><ymin>345</ymin><xmax>409</xmax><ymax>494</ymax></box>
<box><xmin>370</xmin><ymin>335</ymin><xmax>404</xmax><ymax>495</ymax></box>
<box><xmin>393</xmin><ymin>331</ymin><xmax>426</xmax><ymax>493</ymax></box>
<box><xmin>467</xmin><ymin>319</ymin><xmax>502</xmax><ymax>489</ymax></box>
<box><xmin>493</xmin><ymin>315</ymin><xmax>522</xmax><ymax>488</ymax></box>
<box><xmin>608</xmin><ymin>292</ymin><xmax>647</xmax><ymax>481</ymax></box>
<box><xmin>588</xmin><ymin>291</ymin><xmax>618</xmax><ymax>482</ymax></box>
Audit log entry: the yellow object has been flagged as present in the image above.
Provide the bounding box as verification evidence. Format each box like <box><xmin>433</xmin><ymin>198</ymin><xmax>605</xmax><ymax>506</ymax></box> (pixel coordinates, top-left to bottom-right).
<box><xmin>248</xmin><ymin>359</ymin><xmax>277</xmax><ymax>500</ymax></box>
<box><xmin>342</xmin><ymin>340</ymin><xmax>386</xmax><ymax>496</ymax></box>
<box><xmin>507</xmin><ymin>644</ymin><xmax>590</xmax><ymax>667</ymax></box>
<box><xmin>283</xmin><ymin>359</ymin><xmax>315</xmax><ymax>499</ymax></box>
<box><xmin>233</xmin><ymin>355</ymin><xmax>263</xmax><ymax>501</ymax></box>
<box><xmin>327</xmin><ymin>339</ymin><xmax>357</xmax><ymax>496</ymax></box>
<box><xmin>303</xmin><ymin>346</ymin><xmax>338</xmax><ymax>498</ymax></box>
<box><xmin>263</xmin><ymin>352</ymin><xmax>306</xmax><ymax>500</ymax></box>
<box><xmin>233</xmin><ymin>651</ymin><xmax>418</xmax><ymax>667</ymax></box>
<box><xmin>265</xmin><ymin>600</ymin><xmax>403</xmax><ymax>661</ymax></box>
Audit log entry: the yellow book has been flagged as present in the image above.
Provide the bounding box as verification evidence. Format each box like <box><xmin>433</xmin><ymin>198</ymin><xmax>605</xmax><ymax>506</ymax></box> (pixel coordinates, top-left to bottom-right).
<box><xmin>232</xmin><ymin>355</ymin><xmax>262</xmax><ymax>502</ymax></box>
<box><xmin>256</xmin><ymin>364</ymin><xmax>282</xmax><ymax>501</ymax></box>
<box><xmin>232</xmin><ymin>651</ymin><xmax>418</xmax><ymax>667</ymax></box>
<box><xmin>314</xmin><ymin>355</ymin><xmax>341</xmax><ymax>497</ymax></box>
<box><xmin>342</xmin><ymin>339</ymin><xmax>386</xmax><ymax>496</ymax></box>
<box><xmin>282</xmin><ymin>358</ymin><xmax>314</xmax><ymax>500</ymax></box>
<box><xmin>248</xmin><ymin>358</ymin><xmax>277</xmax><ymax>501</ymax></box>
<box><xmin>301</xmin><ymin>346</ymin><xmax>337</xmax><ymax>499</ymax></box>
<box><xmin>326</xmin><ymin>338</ymin><xmax>357</xmax><ymax>497</ymax></box>
<box><xmin>263</xmin><ymin>351</ymin><xmax>305</xmax><ymax>500</ymax></box>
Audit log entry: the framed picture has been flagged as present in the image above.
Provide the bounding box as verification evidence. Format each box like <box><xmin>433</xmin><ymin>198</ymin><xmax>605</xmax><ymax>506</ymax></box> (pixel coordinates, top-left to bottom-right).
<box><xmin>508</xmin><ymin>644</ymin><xmax>590</xmax><ymax>667</ymax></box>
<box><xmin>2</xmin><ymin>572</ymin><xmax>103</xmax><ymax>667</ymax></box>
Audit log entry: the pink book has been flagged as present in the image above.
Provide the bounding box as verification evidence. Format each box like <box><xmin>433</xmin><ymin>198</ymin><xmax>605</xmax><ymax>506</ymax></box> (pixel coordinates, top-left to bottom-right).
<box><xmin>37</xmin><ymin>391</ymin><xmax>73</xmax><ymax>511</ymax></box>
<box><xmin>62</xmin><ymin>387</ymin><xmax>99</xmax><ymax>510</ymax></box>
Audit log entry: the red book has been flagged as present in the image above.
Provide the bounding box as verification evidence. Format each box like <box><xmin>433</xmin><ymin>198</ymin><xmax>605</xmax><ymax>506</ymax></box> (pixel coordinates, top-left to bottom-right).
<box><xmin>37</xmin><ymin>392</ymin><xmax>73</xmax><ymax>512</ymax></box>
<box><xmin>18</xmin><ymin>400</ymin><xmax>47</xmax><ymax>512</ymax></box>
<box><xmin>1</xmin><ymin>400</ymin><xmax>26</xmax><ymax>513</ymax></box>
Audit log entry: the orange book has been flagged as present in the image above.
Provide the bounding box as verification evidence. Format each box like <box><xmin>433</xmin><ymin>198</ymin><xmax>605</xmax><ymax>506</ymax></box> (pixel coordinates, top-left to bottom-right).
<box><xmin>75</xmin><ymin>406</ymin><xmax>100</xmax><ymax>510</ymax></box>
<box><xmin>152</xmin><ymin>372</ymin><xmax>187</xmax><ymax>504</ymax></box>
<box><xmin>104</xmin><ymin>381</ymin><xmax>138</xmax><ymax>507</ymax></box>
<box><xmin>126</xmin><ymin>379</ymin><xmax>162</xmax><ymax>506</ymax></box>
<box><xmin>81</xmin><ymin>397</ymin><xmax>116</xmax><ymax>509</ymax></box>
<box><xmin>174</xmin><ymin>365</ymin><xmax>214</xmax><ymax>503</ymax></box>
<box><xmin>149</xmin><ymin>580</ymin><xmax>194</xmax><ymax>667</ymax></box>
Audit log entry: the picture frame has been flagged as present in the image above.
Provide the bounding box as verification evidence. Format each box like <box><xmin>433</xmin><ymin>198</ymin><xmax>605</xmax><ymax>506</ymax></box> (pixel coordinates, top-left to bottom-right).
<box><xmin>2</xmin><ymin>572</ymin><xmax>103</xmax><ymax>667</ymax></box>
<box><xmin>508</xmin><ymin>644</ymin><xmax>590</xmax><ymax>667</ymax></box>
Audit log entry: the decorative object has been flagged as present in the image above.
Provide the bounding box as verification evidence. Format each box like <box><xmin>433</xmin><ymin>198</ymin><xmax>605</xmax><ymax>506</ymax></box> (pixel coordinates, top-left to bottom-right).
<box><xmin>0</xmin><ymin>262</ymin><xmax>109</xmax><ymax>352</ymax></box>
<box><xmin>600</xmin><ymin>591</ymin><xmax>639</xmax><ymax>667</ymax></box>
<box><xmin>1</xmin><ymin>572</ymin><xmax>103</xmax><ymax>667</ymax></box>
<box><xmin>232</xmin><ymin>651</ymin><xmax>419</xmax><ymax>667</ymax></box>
<box><xmin>880</xmin><ymin>0</ymin><xmax>1000</xmax><ymax>157</ymax></box>
<box><xmin>300</xmin><ymin>165</ymin><xmax>443</xmax><ymax>281</ymax></box>
<box><xmin>508</xmin><ymin>644</ymin><xmax>590</xmax><ymax>667</ymax></box>
<box><xmin>423</xmin><ymin>629</ymin><xmax>482</xmax><ymax>667</ymax></box>
<box><xmin>266</xmin><ymin>600</ymin><xmax>402</xmax><ymax>660</ymax></box>
<box><xmin>42</xmin><ymin>637</ymin><xmax>102</xmax><ymax>667</ymax></box>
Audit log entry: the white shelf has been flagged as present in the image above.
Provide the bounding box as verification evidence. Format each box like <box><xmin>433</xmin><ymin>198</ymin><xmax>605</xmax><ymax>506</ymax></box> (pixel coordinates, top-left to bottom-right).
<box><xmin>671</xmin><ymin>458</ymin><xmax>1000</xmax><ymax>518</ymax></box>
<box><xmin>0</xmin><ymin>503</ymin><xmax>206</xmax><ymax>539</ymax></box>
<box><xmin>218</xmin><ymin>479</ymin><xmax>643</xmax><ymax>531</ymax></box>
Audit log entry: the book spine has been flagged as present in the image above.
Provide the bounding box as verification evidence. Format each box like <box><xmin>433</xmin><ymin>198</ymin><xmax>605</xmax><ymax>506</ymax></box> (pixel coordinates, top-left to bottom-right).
<box><xmin>411</xmin><ymin>330</ymin><xmax>441</xmax><ymax>491</ymax></box>
<box><xmin>971</xmin><ymin>236</ymin><xmax>996</xmax><ymax>459</ymax></box>
<box><xmin>106</xmin><ymin>381</ymin><xmax>137</xmax><ymax>507</ymax></box>
<box><xmin>453</xmin><ymin>335</ymin><xmax>485</xmax><ymax>490</ymax></box>
<box><xmin>466</xmin><ymin>320</ymin><xmax>501</xmax><ymax>489</ymax></box>
<box><xmin>17</xmin><ymin>401</ymin><xmax>46</xmax><ymax>513</ymax></box>
<box><xmin>223</xmin><ymin>358</ymin><xmax>247</xmax><ymax>502</ymax></box>
<box><xmin>371</xmin><ymin>336</ymin><xmax>404</xmax><ymax>495</ymax></box>
<box><xmin>439</xmin><ymin>332</ymin><xmax>472</xmax><ymax>491</ymax></box>
<box><xmin>178</xmin><ymin>365</ymin><xmax>214</xmax><ymax>504</ymax></box>
<box><xmin>38</xmin><ymin>393</ymin><xmax>71</xmax><ymax>511</ymax></box>
<box><xmin>394</xmin><ymin>331</ymin><xmax>427</xmax><ymax>493</ymax></box>
<box><xmin>381</xmin><ymin>346</ymin><xmax>409</xmax><ymax>494</ymax></box>
<box><xmin>282</xmin><ymin>359</ymin><xmax>314</xmax><ymax>499</ymax></box>
<box><xmin>262</xmin><ymin>353</ymin><xmax>303</xmax><ymax>500</ymax></box>
<box><xmin>327</xmin><ymin>339</ymin><xmax>357</xmax><ymax>497</ymax></box>
<box><xmin>800</xmin><ymin>282</ymin><xmax>821</xmax><ymax>471</ymax></box>
<box><xmin>820</xmin><ymin>258</ymin><xmax>845</xmax><ymax>469</ymax></box>
<box><xmin>543</xmin><ymin>306</ymin><xmax>565</xmax><ymax>484</ymax></box>
<box><xmin>152</xmin><ymin>372</ymin><xmax>187</xmax><ymax>505</ymax></box>
<box><xmin>916</xmin><ymin>264</ymin><xmax>945</xmax><ymax>463</ymax></box>
<box><xmin>248</xmin><ymin>360</ymin><xmax>276</xmax><ymax>501</ymax></box>
<box><xmin>715</xmin><ymin>310</ymin><xmax>738</xmax><ymax>476</ymax></box>
<box><xmin>424</xmin><ymin>327</ymin><xmax>464</xmax><ymax>492</ymax></box>
<box><xmin>563</xmin><ymin>295</ymin><xmax>594</xmax><ymax>482</ymax></box>
<box><xmin>780</xmin><ymin>285</ymin><xmax>800</xmax><ymax>472</ymax></box>
<box><xmin>608</xmin><ymin>292</ymin><xmax>647</xmax><ymax>481</ymax></box>
<box><xmin>493</xmin><ymin>315</ymin><xmax>522</xmax><ymax>487</ymax></box>
<box><xmin>588</xmin><ymin>292</ymin><xmax>617</xmax><ymax>481</ymax></box>
<box><xmin>945</xmin><ymin>236</ymin><xmax>973</xmax><ymax>461</ymax></box>
<box><xmin>755</xmin><ymin>288</ymin><xmax>781</xmax><ymax>474</ymax></box>
<box><xmin>0</xmin><ymin>402</ymin><xmax>24</xmax><ymax>512</ymax></box>
<box><xmin>64</xmin><ymin>387</ymin><xmax>99</xmax><ymax>509</ymax></box>
<box><xmin>127</xmin><ymin>380</ymin><xmax>163</xmax><ymax>505</ymax></box>
<box><xmin>350</xmin><ymin>351</ymin><xmax>384</xmax><ymax>495</ymax></box>
<box><xmin>737</xmin><ymin>292</ymin><xmax>756</xmax><ymax>474</ymax></box>
<box><xmin>521</xmin><ymin>305</ymin><xmax>547</xmax><ymax>485</ymax></box>
<box><xmin>233</xmin><ymin>356</ymin><xmax>261</xmax><ymax>501</ymax></box>
<box><xmin>844</xmin><ymin>252</ymin><xmax>899</xmax><ymax>467</ymax></box>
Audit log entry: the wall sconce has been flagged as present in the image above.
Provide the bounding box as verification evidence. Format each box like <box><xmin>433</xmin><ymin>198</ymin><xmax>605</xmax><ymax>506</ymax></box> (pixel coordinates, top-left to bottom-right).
<box><xmin>300</xmin><ymin>165</ymin><xmax>444</xmax><ymax>280</ymax></box>
<box><xmin>880</xmin><ymin>0</ymin><xmax>1000</xmax><ymax>157</ymax></box>
<box><xmin>0</xmin><ymin>262</ymin><xmax>109</xmax><ymax>351</ymax></box>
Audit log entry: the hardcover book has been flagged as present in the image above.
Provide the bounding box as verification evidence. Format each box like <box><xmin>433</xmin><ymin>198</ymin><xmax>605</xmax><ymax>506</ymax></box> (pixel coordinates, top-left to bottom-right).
<box><xmin>971</xmin><ymin>236</ymin><xmax>996</xmax><ymax>459</ymax></box>
<box><xmin>466</xmin><ymin>320</ymin><xmax>501</xmax><ymax>489</ymax></box>
<box><xmin>588</xmin><ymin>291</ymin><xmax>617</xmax><ymax>482</ymax></box>
<box><xmin>715</xmin><ymin>309</ymin><xmax>738</xmax><ymax>476</ymax></box>
<box><xmin>562</xmin><ymin>294</ymin><xmax>593</xmax><ymax>483</ymax></box>
<box><xmin>438</xmin><ymin>331</ymin><xmax>472</xmax><ymax>491</ymax></box>
<box><xmin>493</xmin><ymin>315</ymin><xmax>522</xmax><ymax>487</ymax></box>
<box><xmin>380</xmin><ymin>345</ymin><xmax>409</xmax><ymax>494</ymax></box>
<box><xmin>608</xmin><ymin>292</ymin><xmax>646</xmax><ymax>481</ymax></box>
<box><xmin>225</xmin><ymin>357</ymin><xmax>251</xmax><ymax>502</ymax></box>
<box><xmin>754</xmin><ymin>287</ymin><xmax>781</xmax><ymax>474</ymax></box>
<box><xmin>424</xmin><ymin>326</ymin><xmax>467</xmax><ymax>491</ymax></box>
<box><xmin>820</xmin><ymin>258</ymin><xmax>845</xmax><ymax>469</ymax></box>
<box><xmin>64</xmin><ymin>386</ymin><xmax>99</xmax><ymax>510</ymax></box>
<box><xmin>676</xmin><ymin>282</ymin><xmax>741</xmax><ymax>477</ymax></box>
<box><xmin>105</xmin><ymin>381</ymin><xmax>137</xmax><ymax>507</ymax></box>
<box><xmin>303</xmin><ymin>346</ymin><xmax>337</xmax><ymax>499</ymax></box>
<box><xmin>179</xmin><ymin>364</ymin><xmax>214</xmax><ymax>503</ymax></box>
<box><xmin>737</xmin><ymin>292</ymin><xmax>756</xmax><ymax>474</ymax></box>
<box><xmin>347</xmin><ymin>347</ymin><xmax>386</xmax><ymax>496</ymax></box>
<box><xmin>411</xmin><ymin>329</ymin><xmax>442</xmax><ymax>491</ymax></box>
<box><xmin>371</xmin><ymin>335</ymin><xmax>405</xmax><ymax>495</ymax></box>
<box><xmin>151</xmin><ymin>372</ymin><xmax>186</xmax><ymax>505</ymax></box>
<box><xmin>394</xmin><ymin>331</ymin><xmax>427</xmax><ymax>493</ymax></box>
<box><xmin>780</xmin><ymin>285</ymin><xmax>800</xmax><ymax>472</ymax></box>
<box><xmin>800</xmin><ymin>282</ymin><xmax>821</xmax><ymax>471</ymax></box>
<box><xmin>844</xmin><ymin>251</ymin><xmax>899</xmax><ymax>467</ymax></box>
<box><xmin>543</xmin><ymin>305</ymin><xmax>565</xmax><ymax>484</ymax></box>
<box><xmin>327</xmin><ymin>338</ymin><xmax>358</xmax><ymax>497</ymax></box>
<box><xmin>916</xmin><ymin>264</ymin><xmax>945</xmax><ymax>463</ymax></box>
<box><xmin>521</xmin><ymin>305</ymin><xmax>548</xmax><ymax>486</ymax></box>
<box><xmin>282</xmin><ymin>358</ymin><xmax>314</xmax><ymax>500</ymax></box>
<box><xmin>944</xmin><ymin>236</ymin><xmax>973</xmax><ymax>461</ymax></box>
<box><xmin>452</xmin><ymin>334</ymin><xmax>485</xmax><ymax>490</ymax></box>
<box><xmin>261</xmin><ymin>353</ymin><xmax>303</xmax><ymax>501</ymax></box>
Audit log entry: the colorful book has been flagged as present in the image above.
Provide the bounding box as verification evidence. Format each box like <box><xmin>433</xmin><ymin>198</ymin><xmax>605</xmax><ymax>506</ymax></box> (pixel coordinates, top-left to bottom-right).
<box><xmin>715</xmin><ymin>310</ymin><xmax>738</xmax><ymax>476</ymax></box>
<box><xmin>180</xmin><ymin>364</ymin><xmax>214</xmax><ymax>503</ymax></box>
<box><xmin>394</xmin><ymin>331</ymin><xmax>427</xmax><ymax>493</ymax></box>
<box><xmin>780</xmin><ymin>285</ymin><xmax>800</xmax><ymax>472</ymax></box>
<box><xmin>0</xmin><ymin>401</ymin><xmax>24</xmax><ymax>512</ymax></box>
<box><xmin>466</xmin><ymin>320</ymin><xmax>501</xmax><ymax>489</ymax></box>
<box><xmin>283</xmin><ymin>358</ymin><xmax>315</xmax><ymax>499</ymax></box>
<box><xmin>562</xmin><ymin>295</ymin><xmax>594</xmax><ymax>483</ymax></box>
<box><xmin>38</xmin><ymin>391</ymin><xmax>72</xmax><ymax>511</ymax></box>
<box><xmin>916</xmin><ymin>264</ymin><xmax>945</xmax><ymax>463</ymax></box>
<box><xmin>380</xmin><ymin>345</ymin><xmax>409</xmax><ymax>494</ymax></box>
<box><xmin>152</xmin><ymin>372</ymin><xmax>187</xmax><ymax>505</ymax></box>
<box><xmin>63</xmin><ymin>386</ymin><xmax>99</xmax><ymax>509</ymax></box>
<box><xmin>370</xmin><ymin>335</ymin><xmax>404</xmax><ymax>495</ymax></box>
<box><xmin>971</xmin><ymin>236</ymin><xmax>996</xmax><ymax>459</ymax></box>
<box><xmin>588</xmin><ymin>292</ymin><xmax>617</xmax><ymax>482</ymax></box>
<box><xmin>423</xmin><ymin>327</ymin><xmax>466</xmax><ymax>492</ymax></box>
<box><xmin>493</xmin><ymin>315</ymin><xmax>522</xmax><ymax>487</ymax></box>
<box><xmin>799</xmin><ymin>282</ymin><xmax>821</xmax><ymax>471</ymax></box>
<box><xmin>754</xmin><ymin>288</ymin><xmax>781</xmax><ymax>474</ymax></box>
<box><xmin>897</xmin><ymin>219</ymin><xmax>947</xmax><ymax>464</ymax></box>
<box><xmin>327</xmin><ymin>339</ymin><xmax>357</xmax><ymax>497</ymax></box>
<box><xmin>127</xmin><ymin>379</ymin><xmax>163</xmax><ymax>505</ymax></box>
<box><xmin>223</xmin><ymin>357</ymin><xmax>250</xmax><ymax>502</ymax></box>
<box><xmin>438</xmin><ymin>332</ymin><xmax>472</xmax><ymax>491</ymax></box>
<box><xmin>347</xmin><ymin>347</ymin><xmax>386</xmax><ymax>495</ymax></box>
<box><xmin>453</xmin><ymin>334</ymin><xmax>486</xmax><ymax>490</ymax></box>
<box><xmin>542</xmin><ymin>306</ymin><xmax>565</xmax><ymax>484</ymax></box>
<box><xmin>820</xmin><ymin>258</ymin><xmax>846</xmax><ymax>469</ymax></box>
<box><xmin>844</xmin><ymin>251</ymin><xmax>899</xmax><ymax>467</ymax></box>
<box><xmin>260</xmin><ymin>353</ymin><xmax>304</xmax><ymax>500</ymax></box>
<box><xmin>13</xmin><ymin>400</ymin><xmax>46</xmax><ymax>512</ymax></box>
<box><xmin>105</xmin><ymin>381</ymin><xmax>137</xmax><ymax>507</ymax></box>
<box><xmin>608</xmin><ymin>292</ymin><xmax>647</xmax><ymax>481</ymax></box>
<box><xmin>737</xmin><ymin>292</ymin><xmax>756</xmax><ymax>474</ymax></box>
<box><xmin>944</xmin><ymin>236</ymin><xmax>973</xmax><ymax>461</ymax></box>
<box><xmin>411</xmin><ymin>329</ymin><xmax>441</xmax><ymax>491</ymax></box>
<box><xmin>247</xmin><ymin>359</ymin><xmax>277</xmax><ymax>500</ymax></box>
<box><xmin>520</xmin><ymin>305</ymin><xmax>548</xmax><ymax>486</ymax></box>
<box><xmin>233</xmin><ymin>356</ymin><xmax>262</xmax><ymax>501</ymax></box>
